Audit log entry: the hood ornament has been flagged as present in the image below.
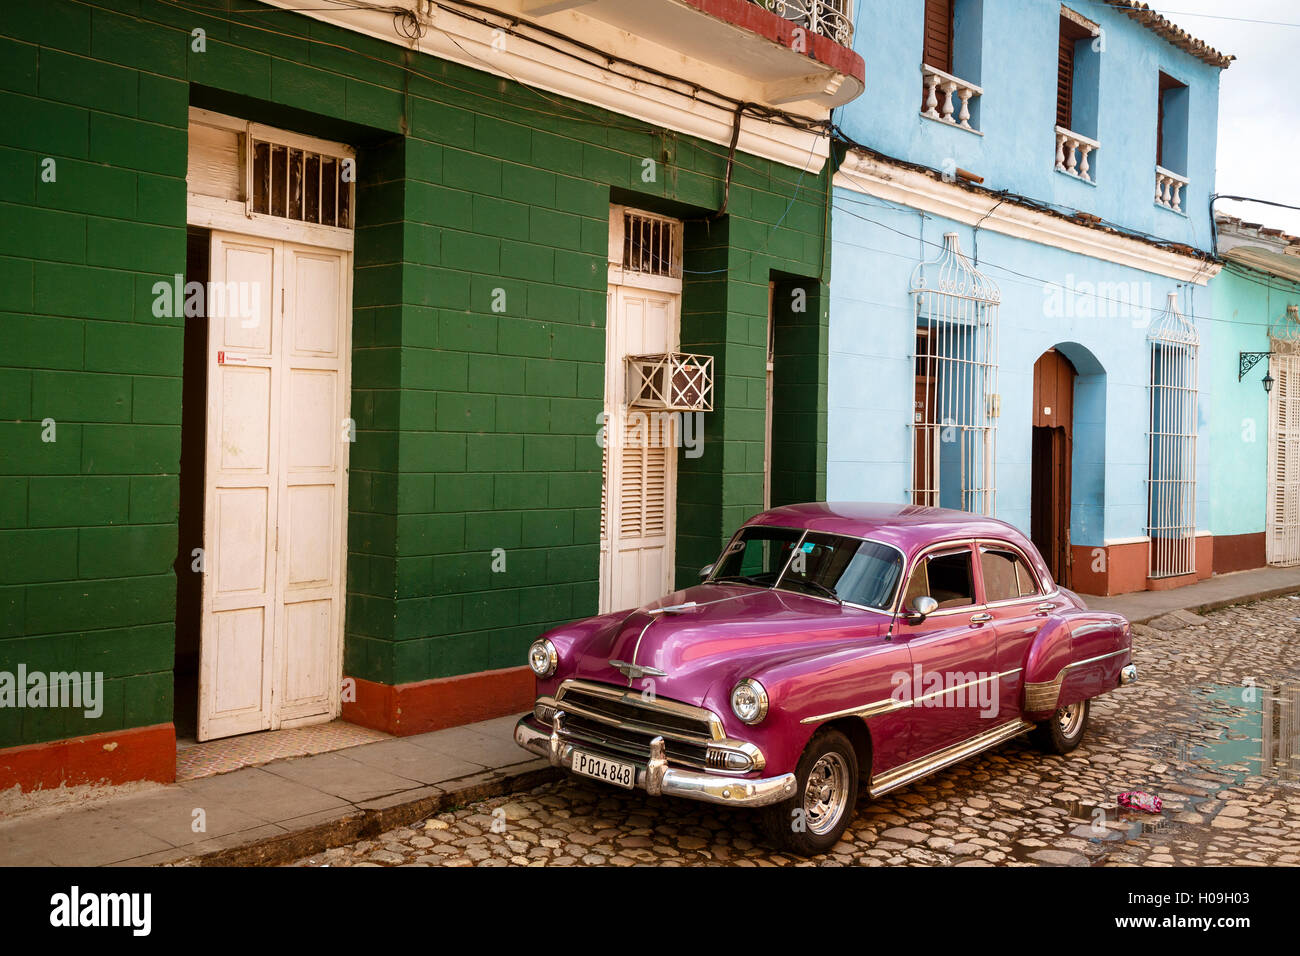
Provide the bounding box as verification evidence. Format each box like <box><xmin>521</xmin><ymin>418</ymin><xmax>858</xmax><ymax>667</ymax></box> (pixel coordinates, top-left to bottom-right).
<box><xmin>610</xmin><ymin>660</ymin><xmax>667</xmax><ymax>680</ymax></box>
<box><xmin>647</xmin><ymin>601</ymin><xmax>697</xmax><ymax>615</ymax></box>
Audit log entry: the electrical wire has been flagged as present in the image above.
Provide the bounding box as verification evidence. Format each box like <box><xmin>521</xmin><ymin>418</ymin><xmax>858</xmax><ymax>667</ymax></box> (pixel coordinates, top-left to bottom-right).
<box><xmin>149</xmin><ymin>0</ymin><xmax>830</xmax><ymax>188</ymax></box>
<box><xmin>831</xmin><ymin>193</ymin><xmax>1300</xmax><ymax>330</ymax></box>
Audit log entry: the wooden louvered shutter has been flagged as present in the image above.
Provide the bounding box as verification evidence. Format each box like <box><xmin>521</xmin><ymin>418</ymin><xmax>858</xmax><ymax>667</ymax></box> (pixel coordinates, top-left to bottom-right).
<box><xmin>923</xmin><ymin>0</ymin><xmax>953</xmax><ymax>72</ymax></box>
<box><xmin>618</xmin><ymin>419</ymin><xmax>668</xmax><ymax>539</ymax></box>
<box><xmin>1057</xmin><ymin>19</ymin><xmax>1075</xmax><ymax>130</ymax></box>
<box><xmin>1057</xmin><ymin>16</ymin><xmax>1093</xmax><ymax>131</ymax></box>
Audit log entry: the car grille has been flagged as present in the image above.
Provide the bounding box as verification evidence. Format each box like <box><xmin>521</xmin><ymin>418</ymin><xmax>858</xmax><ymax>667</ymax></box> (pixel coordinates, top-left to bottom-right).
<box><xmin>554</xmin><ymin>680</ymin><xmax>720</xmax><ymax>771</ymax></box>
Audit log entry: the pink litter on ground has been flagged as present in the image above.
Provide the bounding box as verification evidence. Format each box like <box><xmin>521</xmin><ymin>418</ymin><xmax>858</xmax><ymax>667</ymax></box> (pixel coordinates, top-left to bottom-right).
<box><xmin>1117</xmin><ymin>790</ymin><xmax>1163</xmax><ymax>814</ymax></box>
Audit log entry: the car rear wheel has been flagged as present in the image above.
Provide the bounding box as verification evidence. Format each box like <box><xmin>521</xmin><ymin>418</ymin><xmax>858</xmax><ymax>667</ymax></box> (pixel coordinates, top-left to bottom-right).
<box><xmin>759</xmin><ymin>728</ymin><xmax>858</xmax><ymax>856</ymax></box>
<box><xmin>1031</xmin><ymin>697</ymin><xmax>1090</xmax><ymax>754</ymax></box>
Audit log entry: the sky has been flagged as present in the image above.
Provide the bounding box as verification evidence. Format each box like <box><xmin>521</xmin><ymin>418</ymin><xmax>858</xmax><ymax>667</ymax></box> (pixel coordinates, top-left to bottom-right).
<box><xmin>1150</xmin><ymin>0</ymin><xmax>1300</xmax><ymax>237</ymax></box>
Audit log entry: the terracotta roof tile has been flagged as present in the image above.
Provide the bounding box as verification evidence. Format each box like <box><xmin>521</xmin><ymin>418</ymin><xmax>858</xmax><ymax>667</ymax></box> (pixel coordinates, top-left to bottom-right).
<box><xmin>1104</xmin><ymin>1</ymin><xmax>1233</xmax><ymax>68</ymax></box>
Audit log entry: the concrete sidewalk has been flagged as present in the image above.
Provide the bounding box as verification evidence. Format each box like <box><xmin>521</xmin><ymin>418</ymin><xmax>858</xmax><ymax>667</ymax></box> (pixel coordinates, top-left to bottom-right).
<box><xmin>0</xmin><ymin>714</ymin><xmax>554</xmax><ymax>867</ymax></box>
<box><xmin>1086</xmin><ymin>564</ymin><xmax>1300</xmax><ymax>623</ymax></box>
<box><xmin>4</xmin><ymin>563</ymin><xmax>1299</xmax><ymax>867</ymax></box>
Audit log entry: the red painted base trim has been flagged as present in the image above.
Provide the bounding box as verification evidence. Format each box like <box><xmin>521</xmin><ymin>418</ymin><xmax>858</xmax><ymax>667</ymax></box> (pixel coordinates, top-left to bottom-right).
<box><xmin>1212</xmin><ymin>532</ymin><xmax>1266</xmax><ymax>574</ymax></box>
<box><xmin>342</xmin><ymin>666</ymin><xmax>535</xmax><ymax>737</ymax></box>
<box><xmin>1072</xmin><ymin>538</ymin><xmax>1213</xmax><ymax>596</ymax></box>
<box><xmin>0</xmin><ymin>723</ymin><xmax>176</xmax><ymax>794</ymax></box>
<box><xmin>1071</xmin><ymin>541</ymin><xmax>1149</xmax><ymax>596</ymax></box>
<box><xmin>1146</xmin><ymin>571</ymin><xmax>1197</xmax><ymax>591</ymax></box>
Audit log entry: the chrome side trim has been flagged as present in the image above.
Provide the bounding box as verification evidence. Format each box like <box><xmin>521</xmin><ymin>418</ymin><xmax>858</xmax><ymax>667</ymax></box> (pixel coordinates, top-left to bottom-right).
<box><xmin>1024</xmin><ymin>647</ymin><xmax>1131</xmax><ymax>712</ymax></box>
<box><xmin>868</xmin><ymin>719</ymin><xmax>1033</xmax><ymax>798</ymax></box>
<box><xmin>800</xmin><ymin>696</ymin><xmax>910</xmax><ymax>724</ymax></box>
<box><xmin>1023</xmin><ymin>674</ymin><xmax>1064</xmax><ymax>712</ymax></box>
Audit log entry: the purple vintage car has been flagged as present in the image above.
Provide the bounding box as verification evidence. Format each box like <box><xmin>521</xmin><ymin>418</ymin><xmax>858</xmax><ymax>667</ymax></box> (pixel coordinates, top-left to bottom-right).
<box><xmin>514</xmin><ymin>502</ymin><xmax>1136</xmax><ymax>854</ymax></box>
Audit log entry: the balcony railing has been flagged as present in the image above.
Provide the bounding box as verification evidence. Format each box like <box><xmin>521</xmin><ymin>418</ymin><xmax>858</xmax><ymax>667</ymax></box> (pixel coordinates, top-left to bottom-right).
<box><xmin>1155</xmin><ymin>165</ymin><xmax>1188</xmax><ymax>213</ymax></box>
<box><xmin>921</xmin><ymin>64</ymin><xmax>982</xmax><ymax>132</ymax></box>
<box><xmin>754</xmin><ymin>0</ymin><xmax>855</xmax><ymax>47</ymax></box>
<box><xmin>1055</xmin><ymin>126</ymin><xmax>1099</xmax><ymax>184</ymax></box>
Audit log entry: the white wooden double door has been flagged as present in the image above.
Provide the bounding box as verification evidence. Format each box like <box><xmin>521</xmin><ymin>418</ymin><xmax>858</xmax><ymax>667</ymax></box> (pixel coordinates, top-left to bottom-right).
<box><xmin>198</xmin><ymin>232</ymin><xmax>352</xmax><ymax>741</ymax></box>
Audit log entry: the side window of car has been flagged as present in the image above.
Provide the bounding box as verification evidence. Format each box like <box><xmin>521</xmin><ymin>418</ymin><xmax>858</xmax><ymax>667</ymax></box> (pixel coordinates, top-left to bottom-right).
<box><xmin>980</xmin><ymin>547</ymin><xmax>1041</xmax><ymax>602</ymax></box>
<box><xmin>902</xmin><ymin>557</ymin><xmax>930</xmax><ymax>608</ymax></box>
<box><xmin>918</xmin><ymin>549</ymin><xmax>975</xmax><ymax>609</ymax></box>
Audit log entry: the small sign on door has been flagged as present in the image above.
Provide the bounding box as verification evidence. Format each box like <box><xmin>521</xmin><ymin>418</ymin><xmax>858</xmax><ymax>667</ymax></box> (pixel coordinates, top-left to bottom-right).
<box><xmin>217</xmin><ymin>351</ymin><xmax>248</xmax><ymax>365</ymax></box>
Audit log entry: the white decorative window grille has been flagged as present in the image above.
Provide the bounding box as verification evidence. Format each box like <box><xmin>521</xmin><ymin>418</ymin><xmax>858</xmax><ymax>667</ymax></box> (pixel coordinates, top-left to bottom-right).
<box><xmin>1267</xmin><ymin>305</ymin><xmax>1300</xmax><ymax>566</ymax></box>
<box><xmin>1146</xmin><ymin>292</ymin><xmax>1199</xmax><ymax>578</ymax></box>
<box><xmin>621</xmin><ymin>209</ymin><xmax>682</xmax><ymax>278</ymax></box>
<box><xmin>909</xmin><ymin>233</ymin><xmax>1000</xmax><ymax>515</ymax></box>
<box><xmin>626</xmin><ymin>352</ymin><xmax>714</xmax><ymax>411</ymax></box>
<box><xmin>251</xmin><ymin>136</ymin><xmax>353</xmax><ymax>228</ymax></box>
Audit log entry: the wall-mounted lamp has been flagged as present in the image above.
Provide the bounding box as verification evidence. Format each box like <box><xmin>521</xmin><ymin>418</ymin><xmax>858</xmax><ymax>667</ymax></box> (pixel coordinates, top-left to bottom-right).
<box><xmin>1240</xmin><ymin>350</ymin><xmax>1273</xmax><ymax>385</ymax></box>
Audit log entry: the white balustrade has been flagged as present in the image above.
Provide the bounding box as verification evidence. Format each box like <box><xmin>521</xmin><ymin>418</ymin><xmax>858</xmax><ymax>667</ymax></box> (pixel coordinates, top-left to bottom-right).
<box><xmin>920</xmin><ymin>64</ymin><xmax>982</xmax><ymax>132</ymax></box>
<box><xmin>1155</xmin><ymin>165</ymin><xmax>1189</xmax><ymax>213</ymax></box>
<box><xmin>1054</xmin><ymin>126</ymin><xmax>1100</xmax><ymax>184</ymax></box>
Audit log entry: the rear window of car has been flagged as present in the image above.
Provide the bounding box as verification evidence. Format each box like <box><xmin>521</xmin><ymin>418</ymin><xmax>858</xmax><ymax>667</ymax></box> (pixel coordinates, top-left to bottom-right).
<box><xmin>980</xmin><ymin>546</ymin><xmax>1041</xmax><ymax>602</ymax></box>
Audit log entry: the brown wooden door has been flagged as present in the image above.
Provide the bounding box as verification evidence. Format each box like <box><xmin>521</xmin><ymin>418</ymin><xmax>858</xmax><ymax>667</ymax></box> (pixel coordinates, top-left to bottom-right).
<box><xmin>1030</xmin><ymin>350</ymin><xmax>1076</xmax><ymax>586</ymax></box>
<box><xmin>914</xmin><ymin>333</ymin><xmax>939</xmax><ymax>506</ymax></box>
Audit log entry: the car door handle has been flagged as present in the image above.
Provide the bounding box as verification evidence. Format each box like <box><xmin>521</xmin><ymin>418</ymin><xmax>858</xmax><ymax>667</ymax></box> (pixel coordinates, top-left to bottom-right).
<box><xmin>1034</xmin><ymin>602</ymin><xmax>1057</xmax><ymax>613</ymax></box>
<box><xmin>969</xmin><ymin>613</ymin><xmax>992</xmax><ymax>624</ymax></box>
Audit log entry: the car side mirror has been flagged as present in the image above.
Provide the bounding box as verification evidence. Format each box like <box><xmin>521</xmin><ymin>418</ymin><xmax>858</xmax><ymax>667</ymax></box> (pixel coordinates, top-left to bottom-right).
<box><xmin>905</xmin><ymin>595</ymin><xmax>938</xmax><ymax>622</ymax></box>
<box><xmin>698</xmin><ymin>563</ymin><xmax>714</xmax><ymax>582</ymax></box>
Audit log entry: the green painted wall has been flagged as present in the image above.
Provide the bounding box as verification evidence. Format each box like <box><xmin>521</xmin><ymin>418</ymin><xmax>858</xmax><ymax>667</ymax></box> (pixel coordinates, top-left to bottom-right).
<box><xmin>0</xmin><ymin>0</ymin><xmax>830</xmax><ymax>746</ymax></box>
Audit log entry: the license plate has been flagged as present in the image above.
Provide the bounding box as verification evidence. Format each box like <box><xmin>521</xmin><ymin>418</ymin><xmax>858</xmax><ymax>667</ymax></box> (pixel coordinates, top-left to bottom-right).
<box><xmin>571</xmin><ymin>750</ymin><xmax>636</xmax><ymax>790</ymax></box>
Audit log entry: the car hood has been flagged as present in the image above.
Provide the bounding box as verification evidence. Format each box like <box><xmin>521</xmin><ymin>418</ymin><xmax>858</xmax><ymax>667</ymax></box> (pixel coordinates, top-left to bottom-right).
<box><xmin>559</xmin><ymin>583</ymin><xmax>890</xmax><ymax>706</ymax></box>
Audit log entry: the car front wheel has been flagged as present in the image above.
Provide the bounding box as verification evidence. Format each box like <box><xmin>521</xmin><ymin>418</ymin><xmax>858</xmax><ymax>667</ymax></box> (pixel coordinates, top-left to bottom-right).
<box><xmin>759</xmin><ymin>728</ymin><xmax>858</xmax><ymax>856</ymax></box>
<box><xmin>1031</xmin><ymin>697</ymin><xmax>1091</xmax><ymax>754</ymax></box>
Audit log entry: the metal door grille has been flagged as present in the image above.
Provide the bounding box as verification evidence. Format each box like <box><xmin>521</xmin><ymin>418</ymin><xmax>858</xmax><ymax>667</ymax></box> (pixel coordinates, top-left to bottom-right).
<box><xmin>622</xmin><ymin>210</ymin><xmax>682</xmax><ymax>278</ymax></box>
<box><xmin>909</xmin><ymin>232</ymin><xmax>1000</xmax><ymax>515</ymax></box>
<box><xmin>1146</xmin><ymin>292</ymin><xmax>1199</xmax><ymax>578</ymax></box>
<box><xmin>250</xmin><ymin>137</ymin><xmax>353</xmax><ymax>228</ymax></box>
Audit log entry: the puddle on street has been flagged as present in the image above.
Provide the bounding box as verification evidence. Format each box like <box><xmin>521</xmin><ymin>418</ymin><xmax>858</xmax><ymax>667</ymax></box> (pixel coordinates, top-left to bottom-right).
<box><xmin>1048</xmin><ymin>682</ymin><xmax>1300</xmax><ymax>863</ymax></box>
<box><xmin>1184</xmin><ymin>682</ymin><xmax>1300</xmax><ymax>785</ymax></box>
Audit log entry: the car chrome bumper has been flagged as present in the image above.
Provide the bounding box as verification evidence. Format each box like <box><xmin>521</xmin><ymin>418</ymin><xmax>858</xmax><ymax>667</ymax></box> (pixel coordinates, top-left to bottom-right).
<box><xmin>514</xmin><ymin>717</ymin><xmax>797</xmax><ymax>808</ymax></box>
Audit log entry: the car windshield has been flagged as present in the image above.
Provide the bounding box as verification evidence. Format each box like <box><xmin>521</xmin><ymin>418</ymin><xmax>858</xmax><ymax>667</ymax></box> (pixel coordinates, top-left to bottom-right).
<box><xmin>710</xmin><ymin>526</ymin><xmax>804</xmax><ymax>588</ymax></box>
<box><xmin>776</xmin><ymin>532</ymin><xmax>903</xmax><ymax>610</ymax></box>
<box><xmin>710</xmin><ymin>527</ymin><xmax>904</xmax><ymax>611</ymax></box>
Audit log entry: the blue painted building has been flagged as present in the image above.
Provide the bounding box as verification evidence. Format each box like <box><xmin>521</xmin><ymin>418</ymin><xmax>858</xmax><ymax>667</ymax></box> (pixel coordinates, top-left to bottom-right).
<box><xmin>827</xmin><ymin>0</ymin><xmax>1235</xmax><ymax>595</ymax></box>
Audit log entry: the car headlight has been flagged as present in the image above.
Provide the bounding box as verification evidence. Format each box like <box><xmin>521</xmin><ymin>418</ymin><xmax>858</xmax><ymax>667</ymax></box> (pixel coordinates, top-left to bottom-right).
<box><xmin>527</xmin><ymin>639</ymin><xmax>558</xmax><ymax>678</ymax></box>
<box><xmin>730</xmin><ymin>678</ymin><xmax>769</xmax><ymax>725</ymax></box>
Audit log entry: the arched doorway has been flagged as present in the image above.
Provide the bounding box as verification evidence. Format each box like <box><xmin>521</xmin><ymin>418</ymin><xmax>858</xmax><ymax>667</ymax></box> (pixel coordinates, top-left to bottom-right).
<box><xmin>1031</xmin><ymin>349</ymin><xmax>1077</xmax><ymax>586</ymax></box>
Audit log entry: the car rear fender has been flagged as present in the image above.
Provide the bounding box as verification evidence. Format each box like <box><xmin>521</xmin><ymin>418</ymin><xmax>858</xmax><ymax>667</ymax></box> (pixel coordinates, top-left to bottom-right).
<box><xmin>1022</xmin><ymin>613</ymin><xmax>1130</xmax><ymax>720</ymax></box>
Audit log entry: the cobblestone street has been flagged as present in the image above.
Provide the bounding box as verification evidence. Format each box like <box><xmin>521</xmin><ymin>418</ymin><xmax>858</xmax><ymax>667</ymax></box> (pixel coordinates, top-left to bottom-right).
<box><xmin>293</xmin><ymin>597</ymin><xmax>1300</xmax><ymax>867</ymax></box>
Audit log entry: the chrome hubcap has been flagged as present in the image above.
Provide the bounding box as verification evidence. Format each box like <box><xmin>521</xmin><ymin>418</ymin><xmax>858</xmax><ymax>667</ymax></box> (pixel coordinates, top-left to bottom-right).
<box><xmin>1056</xmin><ymin>702</ymin><xmax>1084</xmax><ymax>738</ymax></box>
<box><xmin>803</xmin><ymin>752</ymin><xmax>850</xmax><ymax>836</ymax></box>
